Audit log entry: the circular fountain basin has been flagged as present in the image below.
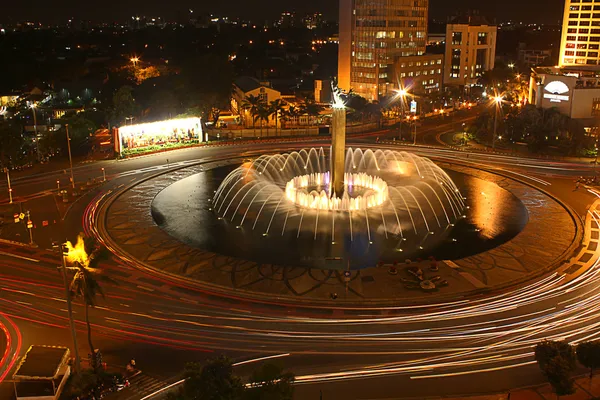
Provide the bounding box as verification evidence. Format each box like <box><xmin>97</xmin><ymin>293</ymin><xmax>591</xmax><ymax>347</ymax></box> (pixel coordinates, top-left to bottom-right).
<box><xmin>150</xmin><ymin>148</ymin><xmax>528</xmax><ymax>270</ymax></box>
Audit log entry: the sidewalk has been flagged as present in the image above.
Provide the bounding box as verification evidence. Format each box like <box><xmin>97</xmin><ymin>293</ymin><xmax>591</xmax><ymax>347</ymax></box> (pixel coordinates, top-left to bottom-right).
<box><xmin>441</xmin><ymin>373</ymin><xmax>600</xmax><ymax>400</ymax></box>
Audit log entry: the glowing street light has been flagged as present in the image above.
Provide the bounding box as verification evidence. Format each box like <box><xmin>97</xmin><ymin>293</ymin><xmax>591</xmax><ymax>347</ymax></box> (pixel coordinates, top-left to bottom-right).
<box><xmin>492</xmin><ymin>95</ymin><xmax>503</xmax><ymax>150</ymax></box>
<box><xmin>394</xmin><ymin>88</ymin><xmax>410</xmax><ymax>140</ymax></box>
<box><xmin>130</xmin><ymin>56</ymin><xmax>140</xmax><ymax>66</ymax></box>
<box><xmin>508</xmin><ymin>62</ymin><xmax>515</xmax><ymax>69</ymax></box>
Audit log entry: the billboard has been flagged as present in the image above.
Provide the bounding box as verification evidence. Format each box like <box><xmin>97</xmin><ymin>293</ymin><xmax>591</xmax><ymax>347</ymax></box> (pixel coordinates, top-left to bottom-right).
<box><xmin>116</xmin><ymin>117</ymin><xmax>203</xmax><ymax>155</ymax></box>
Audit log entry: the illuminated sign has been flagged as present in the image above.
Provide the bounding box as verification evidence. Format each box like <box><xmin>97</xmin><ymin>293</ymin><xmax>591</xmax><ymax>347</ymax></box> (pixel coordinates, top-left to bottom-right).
<box><xmin>543</xmin><ymin>80</ymin><xmax>570</xmax><ymax>103</ymax></box>
<box><xmin>117</xmin><ymin>117</ymin><xmax>203</xmax><ymax>155</ymax></box>
<box><xmin>410</xmin><ymin>100</ymin><xmax>417</xmax><ymax>113</ymax></box>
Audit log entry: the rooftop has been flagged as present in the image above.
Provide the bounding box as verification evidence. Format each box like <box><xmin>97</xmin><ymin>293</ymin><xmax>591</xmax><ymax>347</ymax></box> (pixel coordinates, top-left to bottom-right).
<box><xmin>234</xmin><ymin>76</ymin><xmax>263</xmax><ymax>93</ymax></box>
<box><xmin>448</xmin><ymin>15</ymin><xmax>494</xmax><ymax>27</ymax></box>
<box><xmin>13</xmin><ymin>345</ymin><xmax>70</xmax><ymax>380</ymax></box>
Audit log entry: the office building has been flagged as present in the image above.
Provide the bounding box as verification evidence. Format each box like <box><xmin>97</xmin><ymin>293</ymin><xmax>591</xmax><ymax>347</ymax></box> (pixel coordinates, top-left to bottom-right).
<box><xmin>558</xmin><ymin>0</ymin><xmax>600</xmax><ymax>67</ymax></box>
<box><xmin>338</xmin><ymin>0</ymin><xmax>429</xmax><ymax>101</ymax></box>
<box><xmin>443</xmin><ymin>15</ymin><xmax>497</xmax><ymax>86</ymax></box>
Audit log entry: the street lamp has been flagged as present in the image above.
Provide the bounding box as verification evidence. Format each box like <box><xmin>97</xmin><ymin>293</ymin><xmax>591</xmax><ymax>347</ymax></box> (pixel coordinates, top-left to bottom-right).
<box><xmin>508</xmin><ymin>62</ymin><xmax>515</xmax><ymax>69</ymax></box>
<box><xmin>412</xmin><ymin>116</ymin><xmax>419</xmax><ymax>145</ymax></box>
<box><xmin>492</xmin><ymin>96</ymin><xmax>503</xmax><ymax>150</ymax></box>
<box><xmin>130</xmin><ymin>56</ymin><xmax>140</xmax><ymax>67</ymax></box>
<box><xmin>30</xmin><ymin>103</ymin><xmax>41</xmax><ymax>162</ymax></box>
<box><xmin>395</xmin><ymin>89</ymin><xmax>409</xmax><ymax>141</ymax></box>
<box><xmin>54</xmin><ymin>241</ymin><xmax>82</xmax><ymax>375</ymax></box>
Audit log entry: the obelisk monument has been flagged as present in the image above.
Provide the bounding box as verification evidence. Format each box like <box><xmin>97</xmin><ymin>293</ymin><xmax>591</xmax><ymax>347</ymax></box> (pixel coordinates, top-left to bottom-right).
<box><xmin>331</xmin><ymin>84</ymin><xmax>346</xmax><ymax>198</ymax></box>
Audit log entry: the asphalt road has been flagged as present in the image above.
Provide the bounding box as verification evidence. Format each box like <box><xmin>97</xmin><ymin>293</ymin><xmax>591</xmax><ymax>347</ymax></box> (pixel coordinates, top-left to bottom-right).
<box><xmin>0</xmin><ymin>114</ymin><xmax>599</xmax><ymax>399</ymax></box>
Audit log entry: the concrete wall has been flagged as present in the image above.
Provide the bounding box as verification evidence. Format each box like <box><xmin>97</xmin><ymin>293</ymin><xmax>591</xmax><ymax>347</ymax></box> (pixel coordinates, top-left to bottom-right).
<box><xmin>571</xmin><ymin>88</ymin><xmax>600</xmax><ymax>119</ymax></box>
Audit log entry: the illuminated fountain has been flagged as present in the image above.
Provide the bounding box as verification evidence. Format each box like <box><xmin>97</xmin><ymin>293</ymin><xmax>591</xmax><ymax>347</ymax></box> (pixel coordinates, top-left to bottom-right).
<box><xmin>211</xmin><ymin>86</ymin><xmax>466</xmax><ymax>268</ymax></box>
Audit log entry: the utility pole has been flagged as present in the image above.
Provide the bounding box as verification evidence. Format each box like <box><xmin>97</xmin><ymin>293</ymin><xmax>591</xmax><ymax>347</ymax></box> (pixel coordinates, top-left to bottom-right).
<box><xmin>4</xmin><ymin>168</ymin><xmax>12</xmax><ymax>204</ymax></box>
<box><xmin>66</xmin><ymin>124</ymin><xmax>75</xmax><ymax>190</ymax></box>
<box><xmin>26</xmin><ymin>211</ymin><xmax>33</xmax><ymax>246</ymax></box>
<box><xmin>32</xmin><ymin>104</ymin><xmax>41</xmax><ymax>162</ymax></box>
<box><xmin>58</xmin><ymin>243</ymin><xmax>81</xmax><ymax>375</ymax></box>
<box><xmin>493</xmin><ymin>105</ymin><xmax>498</xmax><ymax>150</ymax></box>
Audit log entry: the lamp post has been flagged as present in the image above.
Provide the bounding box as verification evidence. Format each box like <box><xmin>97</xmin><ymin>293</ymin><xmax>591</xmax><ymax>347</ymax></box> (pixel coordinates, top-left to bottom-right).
<box><xmin>412</xmin><ymin>116</ymin><xmax>418</xmax><ymax>145</ymax></box>
<box><xmin>66</xmin><ymin>124</ymin><xmax>75</xmax><ymax>190</ymax></box>
<box><xmin>102</xmin><ymin>168</ymin><xmax>106</xmax><ymax>182</ymax></box>
<box><xmin>130</xmin><ymin>56</ymin><xmax>140</xmax><ymax>67</ymax></box>
<box><xmin>493</xmin><ymin>96</ymin><xmax>503</xmax><ymax>150</ymax></box>
<box><xmin>56</xmin><ymin>242</ymin><xmax>81</xmax><ymax>375</ymax></box>
<box><xmin>4</xmin><ymin>168</ymin><xmax>12</xmax><ymax>204</ymax></box>
<box><xmin>31</xmin><ymin>103</ymin><xmax>41</xmax><ymax>162</ymax></box>
<box><xmin>395</xmin><ymin>89</ymin><xmax>408</xmax><ymax>141</ymax></box>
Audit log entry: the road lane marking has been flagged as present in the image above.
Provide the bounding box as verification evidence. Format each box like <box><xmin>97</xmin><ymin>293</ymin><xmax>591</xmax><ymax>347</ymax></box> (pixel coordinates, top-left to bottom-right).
<box><xmin>0</xmin><ymin>251</ymin><xmax>39</xmax><ymax>263</ymax></box>
<box><xmin>233</xmin><ymin>353</ymin><xmax>291</xmax><ymax>366</ymax></box>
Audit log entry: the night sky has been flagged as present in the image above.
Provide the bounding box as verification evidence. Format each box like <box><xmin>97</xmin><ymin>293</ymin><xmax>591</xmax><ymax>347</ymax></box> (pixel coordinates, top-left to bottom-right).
<box><xmin>3</xmin><ymin>0</ymin><xmax>564</xmax><ymax>25</ymax></box>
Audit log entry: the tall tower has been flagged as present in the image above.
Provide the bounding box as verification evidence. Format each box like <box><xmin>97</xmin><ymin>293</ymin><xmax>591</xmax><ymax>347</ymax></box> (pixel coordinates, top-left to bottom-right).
<box><xmin>337</xmin><ymin>0</ymin><xmax>429</xmax><ymax>101</ymax></box>
<box><xmin>559</xmin><ymin>0</ymin><xmax>600</xmax><ymax>68</ymax></box>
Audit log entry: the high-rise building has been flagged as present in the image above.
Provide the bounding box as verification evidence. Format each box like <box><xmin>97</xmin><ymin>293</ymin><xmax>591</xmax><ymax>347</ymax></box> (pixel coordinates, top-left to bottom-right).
<box><xmin>338</xmin><ymin>0</ymin><xmax>429</xmax><ymax>101</ymax></box>
<box><xmin>558</xmin><ymin>0</ymin><xmax>600</xmax><ymax>68</ymax></box>
<box><xmin>443</xmin><ymin>16</ymin><xmax>497</xmax><ymax>86</ymax></box>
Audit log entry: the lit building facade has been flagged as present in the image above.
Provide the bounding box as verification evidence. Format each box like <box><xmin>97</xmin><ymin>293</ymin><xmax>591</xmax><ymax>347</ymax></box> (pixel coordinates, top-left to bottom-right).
<box><xmin>393</xmin><ymin>54</ymin><xmax>443</xmax><ymax>94</ymax></box>
<box><xmin>558</xmin><ymin>0</ymin><xmax>600</xmax><ymax>67</ymax></box>
<box><xmin>529</xmin><ymin>66</ymin><xmax>600</xmax><ymax>126</ymax></box>
<box><xmin>443</xmin><ymin>16</ymin><xmax>497</xmax><ymax>86</ymax></box>
<box><xmin>338</xmin><ymin>0</ymin><xmax>429</xmax><ymax>101</ymax></box>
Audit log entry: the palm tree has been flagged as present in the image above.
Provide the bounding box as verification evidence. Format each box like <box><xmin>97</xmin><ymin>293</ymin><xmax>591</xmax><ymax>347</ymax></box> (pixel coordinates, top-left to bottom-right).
<box><xmin>286</xmin><ymin>106</ymin><xmax>300</xmax><ymax>136</ymax></box>
<box><xmin>302</xmin><ymin>100</ymin><xmax>323</xmax><ymax>126</ymax></box>
<box><xmin>269</xmin><ymin>99</ymin><xmax>285</xmax><ymax>136</ymax></box>
<box><xmin>67</xmin><ymin>235</ymin><xmax>114</xmax><ymax>372</ymax></box>
<box><xmin>256</xmin><ymin>104</ymin><xmax>271</xmax><ymax>137</ymax></box>
<box><xmin>241</xmin><ymin>95</ymin><xmax>261</xmax><ymax>135</ymax></box>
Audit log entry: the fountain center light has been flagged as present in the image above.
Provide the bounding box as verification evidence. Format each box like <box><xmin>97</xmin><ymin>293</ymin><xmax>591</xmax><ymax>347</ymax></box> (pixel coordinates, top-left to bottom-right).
<box><xmin>285</xmin><ymin>172</ymin><xmax>389</xmax><ymax>211</ymax></box>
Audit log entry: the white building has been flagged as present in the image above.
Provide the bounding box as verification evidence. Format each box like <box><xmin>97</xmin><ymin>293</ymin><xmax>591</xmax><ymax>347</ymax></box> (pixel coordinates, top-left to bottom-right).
<box><xmin>529</xmin><ymin>66</ymin><xmax>600</xmax><ymax>125</ymax></box>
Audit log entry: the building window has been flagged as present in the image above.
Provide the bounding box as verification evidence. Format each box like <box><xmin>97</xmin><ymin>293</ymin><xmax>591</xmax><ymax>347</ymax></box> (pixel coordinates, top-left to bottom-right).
<box><xmin>578</xmin><ymin>43</ymin><xmax>588</xmax><ymax>49</ymax></box>
<box><xmin>570</xmin><ymin>13</ymin><xmax>580</xmax><ymax>18</ymax></box>
<box><xmin>580</xmin><ymin>29</ymin><xmax>590</xmax><ymax>34</ymax></box>
<box><xmin>577</xmin><ymin>51</ymin><xmax>587</xmax><ymax>56</ymax></box>
<box><xmin>568</xmin><ymin>28</ymin><xmax>578</xmax><ymax>33</ymax></box>
<box><xmin>589</xmin><ymin>51</ymin><xmax>599</xmax><ymax>57</ymax></box>
<box><xmin>567</xmin><ymin>35</ymin><xmax>577</xmax><ymax>41</ymax></box>
<box><xmin>477</xmin><ymin>32</ymin><xmax>488</xmax><ymax>45</ymax></box>
<box><xmin>566</xmin><ymin>50</ymin><xmax>576</xmax><ymax>56</ymax></box>
<box><xmin>579</xmin><ymin>36</ymin><xmax>589</xmax><ymax>41</ymax></box>
<box><xmin>592</xmin><ymin>98</ymin><xmax>600</xmax><ymax>116</ymax></box>
<box><xmin>566</xmin><ymin>42</ymin><xmax>576</xmax><ymax>48</ymax></box>
<box><xmin>452</xmin><ymin>31</ymin><xmax>462</xmax><ymax>45</ymax></box>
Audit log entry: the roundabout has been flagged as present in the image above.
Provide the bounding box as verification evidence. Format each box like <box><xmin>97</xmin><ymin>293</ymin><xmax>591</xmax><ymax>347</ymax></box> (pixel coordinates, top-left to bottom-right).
<box><xmin>96</xmin><ymin>145</ymin><xmax>578</xmax><ymax>304</ymax></box>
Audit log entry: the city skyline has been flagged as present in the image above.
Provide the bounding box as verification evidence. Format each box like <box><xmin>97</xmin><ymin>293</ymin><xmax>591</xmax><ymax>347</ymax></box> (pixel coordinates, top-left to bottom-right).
<box><xmin>2</xmin><ymin>0</ymin><xmax>565</xmax><ymax>25</ymax></box>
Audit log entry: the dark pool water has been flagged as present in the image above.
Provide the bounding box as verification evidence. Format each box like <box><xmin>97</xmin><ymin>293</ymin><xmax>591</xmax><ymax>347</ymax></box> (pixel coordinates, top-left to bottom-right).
<box><xmin>151</xmin><ymin>166</ymin><xmax>528</xmax><ymax>270</ymax></box>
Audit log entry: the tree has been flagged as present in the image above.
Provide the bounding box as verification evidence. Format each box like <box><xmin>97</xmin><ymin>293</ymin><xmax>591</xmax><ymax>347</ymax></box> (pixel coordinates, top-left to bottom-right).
<box><xmin>178</xmin><ymin>54</ymin><xmax>234</xmax><ymax>124</ymax></box>
<box><xmin>244</xmin><ymin>362</ymin><xmax>294</xmax><ymax>400</ymax></box>
<box><xmin>182</xmin><ymin>356</ymin><xmax>243</xmax><ymax>400</ymax></box>
<box><xmin>301</xmin><ymin>100</ymin><xmax>323</xmax><ymax>126</ymax></box>
<box><xmin>53</xmin><ymin>114</ymin><xmax>97</xmax><ymax>156</ymax></box>
<box><xmin>544</xmin><ymin>356</ymin><xmax>576</xmax><ymax>398</ymax></box>
<box><xmin>0</xmin><ymin>120</ymin><xmax>24</xmax><ymax>168</ymax></box>
<box><xmin>256</xmin><ymin>104</ymin><xmax>270</xmax><ymax>137</ymax></box>
<box><xmin>241</xmin><ymin>95</ymin><xmax>261</xmax><ymax>134</ymax></box>
<box><xmin>577</xmin><ymin>341</ymin><xmax>600</xmax><ymax>378</ymax></box>
<box><xmin>269</xmin><ymin>99</ymin><xmax>285</xmax><ymax>136</ymax></box>
<box><xmin>67</xmin><ymin>235</ymin><xmax>113</xmax><ymax>372</ymax></box>
<box><xmin>535</xmin><ymin>341</ymin><xmax>576</xmax><ymax>399</ymax></box>
<box><xmin>111</xmin><ymin>86</ymin><xmax>136</xmax><ymax>126</ymax></box>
